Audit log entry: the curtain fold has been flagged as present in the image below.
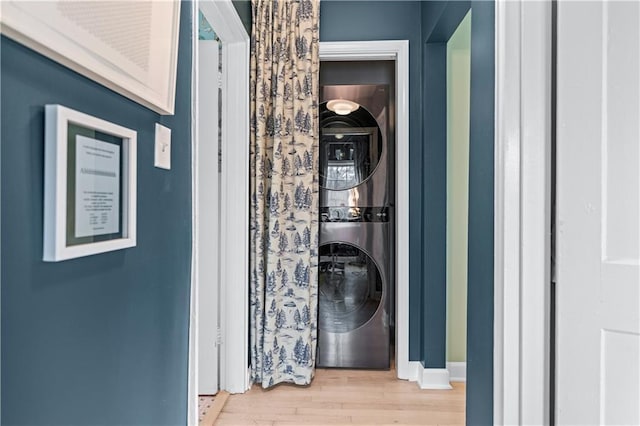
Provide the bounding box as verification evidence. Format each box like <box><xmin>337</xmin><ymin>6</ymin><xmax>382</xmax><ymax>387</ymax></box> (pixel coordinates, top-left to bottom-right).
<box><xmin>249</xmin><ymin>0</ymin><xmax>320</xmax><ymax>388</ymax></box>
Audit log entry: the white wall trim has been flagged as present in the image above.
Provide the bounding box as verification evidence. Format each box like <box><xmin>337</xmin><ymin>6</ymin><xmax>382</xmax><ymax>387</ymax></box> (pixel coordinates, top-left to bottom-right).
<box><xmin>519</xmin><ymin>2</ymin><xmax>552</xmax><ymax>423</ymax></box>
<box><xmin>494</xmin><ymin>0</ymin><xmax>552</xmax><ymax>424</ymax></box>
<box><xmin>196</xmin><ymin>37</ymin><xmax>221</xmax><ymax>397</ymax></box>
<box><xmin>446</xmin><ymin>362</ymin><xmax>467</xmax><ymax>383</ymax></box>
<box><xmin>320</xmin><ymin>40</ymin><xmax>412</xmax><ymax>382</ymax></box>
<box><xmin>200</xmin><ymin>0</ymin><xmax>251</xmax><ymax>396</ymax></box>
<box><xmin>188</xmin><ymin>3</ymin><xmax>198</xmax><ymax>423</ymax></box>
<box><xmin>494</xmin><ymin>2</ymin><xmax>522</xmax><ymax>423</ymax></box>
<box><xmin>190</xmin><ymin>3</ymin><xmax>249</xmax><ymax>424</ymax></box>
<box><xmin>219</xmin><ymin>32</ymin><xmax>250</xmax><ymax>393</ymax></box>
<box><xmin>408</xmin><ymin>362</ymin><xmax>453</xmax><ymax>390</ymax></box>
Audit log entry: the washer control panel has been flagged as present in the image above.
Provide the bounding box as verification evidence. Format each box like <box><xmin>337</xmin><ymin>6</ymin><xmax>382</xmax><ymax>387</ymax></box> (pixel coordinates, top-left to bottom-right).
<box><xmin>320</xmin><ymin>206</ymin><xmax>390</xmax><ymax>223</ymax></box>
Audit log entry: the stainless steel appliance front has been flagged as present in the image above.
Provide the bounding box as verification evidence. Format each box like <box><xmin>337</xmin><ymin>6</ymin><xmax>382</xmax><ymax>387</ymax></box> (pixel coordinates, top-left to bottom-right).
<box><xmin>320</xmin><ymin>84</ymin><xmax>391</xmax><ymax>208</ymax></box>
<box><xmin>317</xmin><ymin>81</ymin><xmax>394</xmax><ymax>370</ymax></box>
<box><xmin>316</xmin><ymin>220</ymin><xmax>390</xmax><ymax>369</ymax></box>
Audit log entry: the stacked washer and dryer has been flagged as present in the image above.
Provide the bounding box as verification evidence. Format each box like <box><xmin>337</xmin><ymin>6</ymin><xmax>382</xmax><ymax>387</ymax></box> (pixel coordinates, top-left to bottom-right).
<box><xmin>316</xmin><ymin>83</ymin><xmax>394</xmax><ymax>369</ymax></box>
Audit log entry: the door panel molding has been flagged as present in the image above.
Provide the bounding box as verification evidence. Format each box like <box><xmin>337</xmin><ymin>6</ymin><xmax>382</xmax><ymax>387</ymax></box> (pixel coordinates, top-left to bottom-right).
<box><xmin>556</xmin><ymin>2</ymin><xmax>639</xmax><ymax>424</ymax></box>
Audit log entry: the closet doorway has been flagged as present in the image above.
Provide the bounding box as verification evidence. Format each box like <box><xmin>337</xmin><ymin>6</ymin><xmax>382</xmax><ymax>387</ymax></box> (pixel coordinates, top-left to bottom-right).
<box><xmin>319</xmin><ymin>41</ymin><xmax>411</xmax><ymax>379</ymax></box>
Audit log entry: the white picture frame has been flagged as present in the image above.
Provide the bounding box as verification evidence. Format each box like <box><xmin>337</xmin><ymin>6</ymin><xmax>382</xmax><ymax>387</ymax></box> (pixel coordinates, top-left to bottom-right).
<box><xmin>43</xmin><ymin>105</ymin><xmax>137</xmax><ymax>262</ymax></box>
<box><xmin>0</xmin><ymin>1</ymin><xmax>180</xmax><ymax>115</ymax></box>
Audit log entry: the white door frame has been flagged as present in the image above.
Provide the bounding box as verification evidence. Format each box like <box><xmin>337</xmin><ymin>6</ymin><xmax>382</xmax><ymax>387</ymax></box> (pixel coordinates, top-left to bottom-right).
<box><xmin>189</xmin><ymin>0</ymin><xmax>249</xmax><ymax>424</ymax></box>
<box><xmin>494</xmin><ymin>0</ymin><xmax>552</xmax><ymax>424</ymax></box>
<box><xmin>319</xmin><ymin>40</ymin><xmax>412</xmax><ymax>381</ymax></box>
<box><xmin>204</xmin><ymin>39</ymin><xmax>412</xmax><ymax>391</ymax></box>
<box><xmin>189</xmin><ymin>1</ymin><xmax>555</xmax><ymax>419</ymax></box>
<box><xmin>196</xmin><ymin>30</ymin><xmax>221</xmax><ymax>397</ymax></box>
<box><xmin>187</xmin><ymin>1</ymin><xmax>555</xmax><ymax>421</ymax></box>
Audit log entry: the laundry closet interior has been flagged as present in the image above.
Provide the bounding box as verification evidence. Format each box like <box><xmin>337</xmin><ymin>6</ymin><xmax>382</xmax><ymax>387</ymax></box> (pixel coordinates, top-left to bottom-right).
<box><xmin>317</xmin><ymin>60</ymin><xmax>396</xmax><ymax>370</ymax></box>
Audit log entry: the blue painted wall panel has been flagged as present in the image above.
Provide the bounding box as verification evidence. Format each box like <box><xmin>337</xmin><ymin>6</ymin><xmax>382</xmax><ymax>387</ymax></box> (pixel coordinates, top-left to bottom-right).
<box><xmin>0</xmin><ymin>2</ymin><xmax>193</xmax><ymax>424</ymax></box>
<box><xmin>320</xmin><ymin>5</ymin><xmax>494</xmax><ymax>423</ymax></box>
<box><xmin>232</xmin><ymin>0</ymin><xmax>252</xmax><ymax>35</ymax></box>
<box><xmin>422</xmin><ymin>41</ymin><xmax>448</xmax><ymax>369</ymax></box>
<box><xmin>466</xmin><ymin>1</ymin><xmax>495</xmax><ymax>424</ymax></box>
<box><xmin>420</xmin><ymin>0</ymin><xmax>472</xmax><ymax>372</ymax></box>
<box><xmin>424</xmin><ymin>1</ymin><xmax>471</xmax><ymax>43</ymax></box>
<box><xmin>422</xmin><ymin>2</ymin><xmax>495</xmax><ymax>423</ymax></box>
<box><xmin>320</xmin><ymin>0</ymin><xmax>424</xmax><ymax>361</ymax></box>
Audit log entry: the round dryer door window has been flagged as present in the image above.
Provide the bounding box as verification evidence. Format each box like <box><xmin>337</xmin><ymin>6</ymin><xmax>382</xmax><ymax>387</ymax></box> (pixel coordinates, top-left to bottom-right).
<box><xmin>318</xmin><ymin>243</ymin><xmax>383</xmax><ymax>333</ymax></box>
<box><xmin>320</xmin><ymin>103</ymin><xmax>383</xmax><ymax>191</ymax></box>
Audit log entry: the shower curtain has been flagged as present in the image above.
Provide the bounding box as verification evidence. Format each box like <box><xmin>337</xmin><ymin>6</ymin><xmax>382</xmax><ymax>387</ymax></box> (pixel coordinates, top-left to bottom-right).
<box><xmin>249</xmin><ymin>0</ymin><xmax>320</xmax><ymax>387</ymax></box>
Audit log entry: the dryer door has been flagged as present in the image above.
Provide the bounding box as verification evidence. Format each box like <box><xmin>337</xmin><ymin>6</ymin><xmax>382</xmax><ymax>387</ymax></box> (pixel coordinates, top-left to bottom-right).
<box><xmin>320</xmin><ymin>126</ymin><xmax>380</xmax><ymax>192</ymax></box>
<box><xmin>319</xmin><ymin>91</ymin><xmax>390</xmax><ymax>208</ymax></box>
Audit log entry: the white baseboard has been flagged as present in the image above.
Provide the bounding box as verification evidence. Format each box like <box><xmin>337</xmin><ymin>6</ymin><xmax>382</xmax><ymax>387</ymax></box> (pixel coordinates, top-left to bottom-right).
<box><xmin>406</xmin><ymin>361</ymin><xmax>421</xmax><ymax>382</ymax></box>
<box><xmin>408</xmin><ymin>361</ymin><xmax>453</xmax><ymax>389</ymax></box>
<box><xmin>446</xmin><ymin>361</ymin><xmax>467</xmax><ymax>382</ymax></box>
<box><xmin>246</xmin><ymin>367</ymin><xmax>252</xmax><ymax>391</ymax></box>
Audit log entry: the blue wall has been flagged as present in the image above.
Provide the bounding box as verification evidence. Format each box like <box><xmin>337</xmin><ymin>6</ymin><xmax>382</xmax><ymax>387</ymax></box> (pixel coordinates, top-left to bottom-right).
<box><xmin>422</xmin><ymin>2</ymin><xmax>495</xmax><ymax>424</ymax></box>
<box><xmin>321</xmin><ymin>2</ymin><xmax>495</xmax><ymax>424</ymax></box>
<box><xmin>422</xmin><ymin>40</ymin><xmax>448</xmax><ymax>369</ymax></box>
<box><xmin>320</xmin><ymin>0</ymin><xmax>425</xmax><ymax>361</ymax></box>
<box><xmin>466</xmin><ymin>2</ymin><xmax>495</xmax><ymax>424</ymax></box>
<box><xmin>421</xmin><ymin>0</ymin><xmax>471</xmax><ymax>370</ymax></box>
<box><xmin>1</xmin><ymin>2</ymin><xmax>193</xmax><ymax>425</ymax></box>
<box><xmin>232</xmin><ymin>0</ymin><xmax>252</xmax><ymax>35</ymax></box>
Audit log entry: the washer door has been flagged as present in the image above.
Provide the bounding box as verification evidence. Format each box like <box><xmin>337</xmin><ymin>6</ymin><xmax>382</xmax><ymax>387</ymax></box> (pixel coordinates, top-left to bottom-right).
<box><xmin>318</xmin><ymin>242</ymin><xmax>383</xmax><ymax>333</ymax></box>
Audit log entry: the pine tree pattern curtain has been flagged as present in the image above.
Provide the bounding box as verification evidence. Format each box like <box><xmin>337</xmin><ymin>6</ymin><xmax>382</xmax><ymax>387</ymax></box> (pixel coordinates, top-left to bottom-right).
<box><xmin>249</xmin><ymin>0</ymin><xmax>320</xmax><ymax>388</ymax></box>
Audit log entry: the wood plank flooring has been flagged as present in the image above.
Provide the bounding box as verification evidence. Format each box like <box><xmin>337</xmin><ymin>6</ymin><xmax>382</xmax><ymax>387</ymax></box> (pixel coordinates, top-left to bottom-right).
<box><xmin>201</xmin><ymin>391</ymin><xmax>230</xmax><ymax>426</ymax></box>
<box><xmin>215</xmin><ymin>367</ymin><xmax>465</xmax><ymax>425</ymax></box>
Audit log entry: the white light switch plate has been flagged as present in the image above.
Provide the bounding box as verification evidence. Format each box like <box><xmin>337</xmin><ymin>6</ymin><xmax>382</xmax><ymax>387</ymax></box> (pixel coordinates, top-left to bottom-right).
<box><xmin>154</xmin><ymin>123</ymin><xmax>171</xmax><ymax>170</ymax></box>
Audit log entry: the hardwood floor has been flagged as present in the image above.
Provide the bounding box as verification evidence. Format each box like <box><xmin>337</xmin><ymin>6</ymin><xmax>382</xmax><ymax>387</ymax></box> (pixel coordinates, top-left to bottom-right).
<box><xmin>201</xmin><ymin>392</ymin><xmax>230</xmax><ymax>426</ymax></box>
<box><xmin>214</xmin><ymin>367</ymin><xmax>465</xmax><ymax>425</ymax></box>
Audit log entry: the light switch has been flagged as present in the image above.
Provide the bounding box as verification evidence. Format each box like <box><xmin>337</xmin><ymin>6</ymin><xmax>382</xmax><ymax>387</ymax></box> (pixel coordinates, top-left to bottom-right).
<box><xmin>154</xmin><ymin>123</ymin><xmax>171</xmax><ymax>170</ymax></box>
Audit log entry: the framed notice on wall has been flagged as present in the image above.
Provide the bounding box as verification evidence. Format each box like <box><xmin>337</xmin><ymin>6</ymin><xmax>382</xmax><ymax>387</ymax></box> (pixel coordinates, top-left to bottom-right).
<box><xmin>43</xmin><ymin>105</ymin><xmax>137</xmax><ymax>261</ymax></box>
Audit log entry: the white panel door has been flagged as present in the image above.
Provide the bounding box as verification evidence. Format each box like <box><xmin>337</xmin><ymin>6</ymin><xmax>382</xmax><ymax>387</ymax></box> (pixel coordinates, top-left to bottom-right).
<box><xmin>556</xmin><ymin>1</ymin><xmax>640</xmax><ymax>424</ymax></box>
<box><xmin>197</xmin><ymin>38</ymin><xmax>221</xmax><ymax>395</ymax></box>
